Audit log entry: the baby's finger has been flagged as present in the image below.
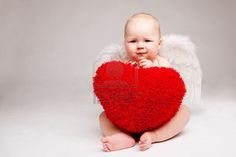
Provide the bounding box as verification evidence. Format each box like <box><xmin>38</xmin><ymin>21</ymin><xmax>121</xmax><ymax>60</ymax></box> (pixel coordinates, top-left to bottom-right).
<box><xmin>140</xmin><ymin>62</ymin><xmax>153</xmax><ymax>68</ymax></box>
<box><xmin>126</xmin><ymin>61</ymin><xmax>136</xmax><ymax>65</ymax></box>
<box><xmin>139</xmin><ymin>59</ymin><xmax>149</xmax><ymax>63</ymax></box>
<box><xmin>139</xmin><ymin>62</ymin><xmax>148</xmax><ymax>67</ymax></box>
<box><xmin>142</xmin><ymin>64</ymin><xmax>150</xmax><ymax>68</ymax></box>
<box><xmin>131</xmin><ymin>62</ymin><xmax>137</xmax><ymax>65</ymax></box>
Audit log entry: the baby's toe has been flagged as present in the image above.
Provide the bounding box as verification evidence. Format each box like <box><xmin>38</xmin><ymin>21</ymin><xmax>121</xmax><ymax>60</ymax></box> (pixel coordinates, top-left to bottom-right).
<box><xmin>103</xmin><ymin>143</ymin><xmax>111</xmax><ymax>152</ymax></box>
<box><xmin>139</xmin><ymin>139</ymin><xmax>146</xmax><ymax>144</ymax></box>
<box><xmin>103</xmin><ymin>146</ymin><xmax>109</xmax><ymax>152</ymax></box>
<box><xmin>140</xmin><ymin>143</ymin><xmax>151</xmax><ymax>151</ymax></box>
<box><xmin>105</xmin><ymin>143</ymin><xmax>112</xmax><ymax>151</ymax></box>
<box><xmin>140</xmin><ymin>146</ymin><xmax>149</xmax><ymax>151</ymax></box>
<box><xmin>139</xmin><ymin>142</ymin><xmax>147</xmax><ymax>147</ymax></box>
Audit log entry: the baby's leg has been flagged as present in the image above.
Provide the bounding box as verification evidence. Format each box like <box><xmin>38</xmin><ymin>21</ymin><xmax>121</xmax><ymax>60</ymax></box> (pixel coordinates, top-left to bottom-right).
<box><xmin>139</xmin><ymin>105</ymin><xmax>190</xmax><ymax>151</ymax></box>
<box><xmin>99</xmin><ymin>111</ymin><xmax>136</xmax><ymax>152</ymax></box>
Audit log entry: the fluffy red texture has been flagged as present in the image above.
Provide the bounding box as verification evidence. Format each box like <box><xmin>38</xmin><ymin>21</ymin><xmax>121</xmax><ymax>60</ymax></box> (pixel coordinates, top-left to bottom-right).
<box><xmin>93</xmin><ymin>61</ymin><xmax>186</xmax><ymax>133</ymax></box>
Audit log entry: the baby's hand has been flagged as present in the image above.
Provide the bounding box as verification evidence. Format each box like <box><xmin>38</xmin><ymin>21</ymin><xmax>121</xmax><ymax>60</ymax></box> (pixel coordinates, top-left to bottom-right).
<box><xmin>125</xmin><ymin>60</ymin><xmax>138</xmax><ymax>67</ymax></box>
<box><xmin>139</xmin><ymin>59</ymin><xmax>153</xmax><ymax>68</ymax></box>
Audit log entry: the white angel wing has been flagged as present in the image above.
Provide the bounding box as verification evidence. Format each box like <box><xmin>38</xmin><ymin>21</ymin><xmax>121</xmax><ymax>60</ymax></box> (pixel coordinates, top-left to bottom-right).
<box><xmin>94</xmin><ymin>35</ymin><xmax>202</xmax><ymax>106</ymax></box>
<box><xmin>93</xmin><ymin>43</ymin><xmax>129</xmax><ymax>75</ymax></box>
<box><xmin>159</xmin><ymin>35</ymin><xmax>202</xmax><ymax>106</ymax></box>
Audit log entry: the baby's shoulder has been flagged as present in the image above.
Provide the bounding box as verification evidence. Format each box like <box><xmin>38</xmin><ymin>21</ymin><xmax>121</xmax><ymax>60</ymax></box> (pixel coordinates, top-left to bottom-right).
<box><xmin>157</xmin><ymin>56</ymin><xmax>171</xmax><ymax>68</ymax></box>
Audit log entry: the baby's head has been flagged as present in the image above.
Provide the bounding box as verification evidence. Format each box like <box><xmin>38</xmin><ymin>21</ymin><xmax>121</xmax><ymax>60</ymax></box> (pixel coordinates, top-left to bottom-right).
<box><xmin>124</xmin><ymin>13</ymin><xmax>161</xmax><ymax>62</ymax></box>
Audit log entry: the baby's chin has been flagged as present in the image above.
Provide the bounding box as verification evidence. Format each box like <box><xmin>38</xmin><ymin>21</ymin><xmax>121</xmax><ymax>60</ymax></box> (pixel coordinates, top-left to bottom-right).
<box><xmin>135</xmin><ymin>56</ymin><xmax>147</xmax><ymax>62</ymax></box>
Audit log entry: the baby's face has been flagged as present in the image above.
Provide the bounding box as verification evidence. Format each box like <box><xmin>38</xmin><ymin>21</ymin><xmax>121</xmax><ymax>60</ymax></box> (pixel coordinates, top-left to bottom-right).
<box><xmin>124</xmin><ymin>19</ymin><xmax>161</xmax><ymax>62</ymax></box>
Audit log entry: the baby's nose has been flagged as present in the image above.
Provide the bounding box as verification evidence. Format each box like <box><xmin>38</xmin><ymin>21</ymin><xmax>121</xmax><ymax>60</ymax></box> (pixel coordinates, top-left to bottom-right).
<box><xmin>137</xmin><ymin>42</ymin><xmax>145</xmax><ymax>48</ymax></box>
<box><xmin>137</xmin><ymin>46</ymin><xmax>144</xmax><ymax>50</ymax></box>
<box><xmin>136</xmin><ymin>48</ymin><xmax>145</xmax><ymax>53</ymax></box>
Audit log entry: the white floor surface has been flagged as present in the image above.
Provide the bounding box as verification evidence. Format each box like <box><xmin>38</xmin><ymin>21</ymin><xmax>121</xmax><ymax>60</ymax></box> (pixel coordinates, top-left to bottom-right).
<box><xmin>0</xmin><ymin>84</ymin><xmax>236</xmax><ymax>157</ymax></box>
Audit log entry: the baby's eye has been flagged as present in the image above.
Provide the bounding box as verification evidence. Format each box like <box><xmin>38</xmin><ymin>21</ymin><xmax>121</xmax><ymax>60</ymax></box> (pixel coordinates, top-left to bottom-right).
<box><xmin>145</xmin><ymin>40</ymin><xmax>152</xmax><ymax>42</ymax></box>
<box><xmin>129</xmin><ymin>40</ymin><xmax>136</xmax><ymax>43</ymax></box>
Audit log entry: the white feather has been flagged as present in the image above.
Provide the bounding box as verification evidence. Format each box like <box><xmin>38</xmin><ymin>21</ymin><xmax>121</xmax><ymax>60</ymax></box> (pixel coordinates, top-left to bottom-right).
<box><xmin>93</xmin><ymin>35</ymin><xmax>202</xmax><ymax>106</ymax></box>
<box><xmin>159</xmin><ymin>35</ymin><xmax>202</xmax><ymax>106</ymax></box>
<box><xmin>93</xmin><ymin>43</ymin><xmax>128</xmax><ymax>76</ymax></box>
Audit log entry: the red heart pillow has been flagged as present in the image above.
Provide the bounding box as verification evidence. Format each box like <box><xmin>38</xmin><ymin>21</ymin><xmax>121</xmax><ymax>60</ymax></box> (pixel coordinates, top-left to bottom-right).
<box><xmin>93</xmin><ymin>61</ymin><xmax>186</xmax><ymax>133</ymax></box>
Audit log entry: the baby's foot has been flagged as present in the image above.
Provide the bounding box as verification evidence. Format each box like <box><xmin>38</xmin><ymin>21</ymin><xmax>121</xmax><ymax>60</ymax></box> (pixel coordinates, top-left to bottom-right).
<box><xmin>139</xmin><ymin>132</ymin><xmax>156</xmax><ymax>151</ymax></box>
<box><xmin>101</xmin><ymin>133</ymin><xmax>136</xmax><ymax>152</ymax></box>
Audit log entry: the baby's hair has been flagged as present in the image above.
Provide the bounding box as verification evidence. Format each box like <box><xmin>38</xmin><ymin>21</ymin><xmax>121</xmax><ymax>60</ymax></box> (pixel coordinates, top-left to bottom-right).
<box><xmin>124</xmin><ymin>12</ymin><xmax>161</xmax><ymax>38</ymax></box>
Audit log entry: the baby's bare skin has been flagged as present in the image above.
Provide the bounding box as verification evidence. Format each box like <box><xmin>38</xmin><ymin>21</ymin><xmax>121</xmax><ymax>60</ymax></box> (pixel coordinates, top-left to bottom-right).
<box><xmin>101</xmin><ymin>130</ymin><xmax>136</xmax><ymax>151</ymax></box>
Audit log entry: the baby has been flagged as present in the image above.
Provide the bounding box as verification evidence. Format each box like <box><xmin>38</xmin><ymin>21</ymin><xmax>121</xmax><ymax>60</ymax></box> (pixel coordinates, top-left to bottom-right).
<box><xmin>99</xmin><ymin>12</ymin><xmax>190</xmax><ymax>151</ymax></box>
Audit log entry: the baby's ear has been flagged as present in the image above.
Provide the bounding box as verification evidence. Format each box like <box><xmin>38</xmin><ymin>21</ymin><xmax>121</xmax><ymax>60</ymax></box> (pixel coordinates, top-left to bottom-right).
<box><xmin>158</xmin><ymin>38</ymin><xmax>162</xmax><ymax>49</ymax></box>
<box><xmin>159</xmin><ymin>38</ymin><xmax>162</xmax><ymax>45</ymax></box>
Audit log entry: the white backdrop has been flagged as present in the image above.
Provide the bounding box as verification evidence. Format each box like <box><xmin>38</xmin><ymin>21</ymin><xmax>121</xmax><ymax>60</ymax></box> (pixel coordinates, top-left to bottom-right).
<box><xmin>1</xmin><ymin>0</ymin><xmax>236</xmax><ymax>100</ymax></box>
<box><xmin>1</xmin><ymin>1</ymin><xmax>236</xmax><ymax>157</ymax></box>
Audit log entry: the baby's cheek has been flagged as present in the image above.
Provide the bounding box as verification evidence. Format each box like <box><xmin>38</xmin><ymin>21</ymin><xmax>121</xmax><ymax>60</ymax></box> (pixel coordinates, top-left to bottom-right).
<box><xmin>127</xmin><ymin>51</ymin><xmax>134</xmax><ymax>58</ymax></box>
<box><xmin>148</xmin><ymin>52</ymin><xmax>158</xmax><ymax>60</ymax></box>
<box><xmin>126</xmin><ymin>51</ymin><xmax>137</xmax><ymax>61</ymax></box>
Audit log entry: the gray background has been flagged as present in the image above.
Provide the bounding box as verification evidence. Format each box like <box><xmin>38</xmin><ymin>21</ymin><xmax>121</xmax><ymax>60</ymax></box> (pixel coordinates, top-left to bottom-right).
<box><xmin>0</xmin><ymin>0</ymin><xmax>236</xmax><ymax>157</ymax></box>
<box><xmin>1</xmin><ymin>0</ymin><xmax>236</xmax><ymax>98</ymax></box>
